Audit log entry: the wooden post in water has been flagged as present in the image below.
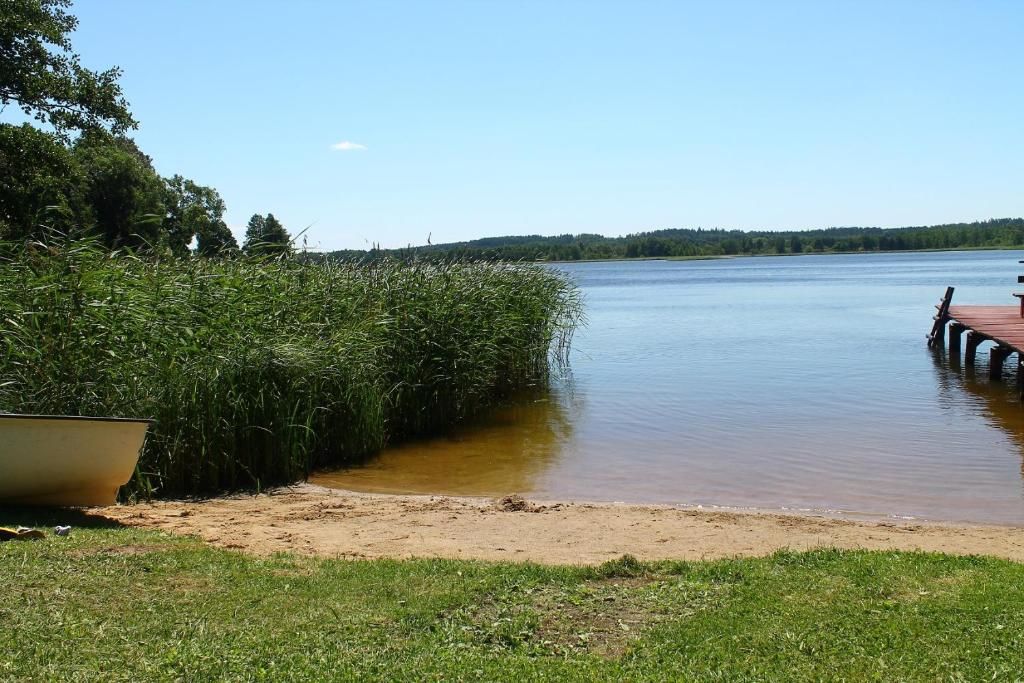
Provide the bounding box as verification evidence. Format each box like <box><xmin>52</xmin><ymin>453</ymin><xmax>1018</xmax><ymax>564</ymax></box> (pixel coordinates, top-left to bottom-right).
<box><xmin>990</xmin><ymin>345</ymin><xmax>1013</xmax><ymax>380</ymax></box>
<box><xmin>927</xmin><ymin>286</ymin><xmax>955</xmax><ymax>348</ymax></box>
<box><xmin>949</xmin><ymin>322</ymin><xmax>966</xmax><ymax>356</ymax></box>
<box><xmin>965</xmin><ymin>331</ymin><xmax>984</xmax><ymax>367</ymax></box>
<box><xmin>1017</xmin><ymin>354</ymin><xmax>1024</xmax><ymax>400</ymax></box>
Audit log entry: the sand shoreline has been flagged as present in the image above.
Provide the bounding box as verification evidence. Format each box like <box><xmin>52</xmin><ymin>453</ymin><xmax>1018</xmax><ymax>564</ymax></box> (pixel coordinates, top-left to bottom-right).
<box><xmin>96</xmin><ymin>484</ymin><xmax>1024</xmax><ymax>564</ymax></box>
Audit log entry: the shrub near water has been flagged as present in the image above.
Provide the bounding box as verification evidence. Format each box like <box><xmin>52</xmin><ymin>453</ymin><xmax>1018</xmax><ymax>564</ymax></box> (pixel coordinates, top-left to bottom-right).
<box><xmin>0</xmin><ymin>240</ymin><xmax>582</xmax><ymax>497</ymax></box>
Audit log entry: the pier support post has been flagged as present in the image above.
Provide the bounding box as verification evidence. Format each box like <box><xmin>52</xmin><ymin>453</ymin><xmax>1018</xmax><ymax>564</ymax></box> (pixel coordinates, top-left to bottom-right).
<box><xmin>990</xmin><ymin>346</ymin><xmax>1013</xmax><ymax>380</ymax></box>
<box><xmin>1018</xmin><ymin>354</ymin><xmax>1024</xmax><ymax>399</ymax></box>
<box><xmin>949</xmin><ymin>323</ymin><xmax>965</xmax><ymax>356</ymax></box>
<box><xmin>927</xmin><ymin>286</ymin><xmax>955</xmax><ymax>348</ymax></box>
<box><xmin>965</xmin><ymin>331</ymin><xmax>983</xmax><ymax>367</ymax></box>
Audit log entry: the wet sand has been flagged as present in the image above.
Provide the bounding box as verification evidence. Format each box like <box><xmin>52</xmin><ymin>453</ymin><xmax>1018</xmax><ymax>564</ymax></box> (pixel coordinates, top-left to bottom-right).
<box><xmin>97</xmin><ymin>484</ymin><xmax>1024</xmax><ymax>564</ymax></box>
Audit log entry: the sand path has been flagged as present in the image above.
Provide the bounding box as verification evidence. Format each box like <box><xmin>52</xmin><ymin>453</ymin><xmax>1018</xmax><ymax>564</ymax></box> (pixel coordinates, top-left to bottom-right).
<box><xmin>96</xmin><ymin>484</ymin><xmax>1024</xmax><ymax>565</ymax></box>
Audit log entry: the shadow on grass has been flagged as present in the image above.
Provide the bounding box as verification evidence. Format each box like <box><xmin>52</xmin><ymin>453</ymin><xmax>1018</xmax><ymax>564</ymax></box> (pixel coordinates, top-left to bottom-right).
<box><xmin>0</xmin><ymin>506</ymin><xmax>126</xmax><ymax>530</ymax></box>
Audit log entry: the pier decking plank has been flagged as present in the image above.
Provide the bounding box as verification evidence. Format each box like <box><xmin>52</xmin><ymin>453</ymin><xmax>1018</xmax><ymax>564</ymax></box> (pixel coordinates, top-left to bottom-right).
<box><xmin>948</xmin><ymin>305</ymin><xmax>1024</xmax><ymax>350</ymax></box>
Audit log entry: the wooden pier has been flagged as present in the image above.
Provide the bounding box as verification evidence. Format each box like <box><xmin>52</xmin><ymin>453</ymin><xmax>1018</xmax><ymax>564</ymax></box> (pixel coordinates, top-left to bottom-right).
<box><xmin>929</xmin><ymin>286</ymin><xmax>1024</xmax><ymax>392</ymax></box>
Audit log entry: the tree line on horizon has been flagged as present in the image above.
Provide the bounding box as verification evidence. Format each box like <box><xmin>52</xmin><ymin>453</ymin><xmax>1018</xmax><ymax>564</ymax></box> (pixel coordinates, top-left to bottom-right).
<box><xmin>0</xmin><ymin>0</ymin><xmax>292</xmax><ymax>257</ymax></box>
<box><xmin>5</xmin><ymin>3</ymin><xmax>1019</xmax><ymax>266</ymax></box>
<box><xmin>322</xmin><ymin>218</ymin><xmax>1024</xmax><ymax>262</ymax></box>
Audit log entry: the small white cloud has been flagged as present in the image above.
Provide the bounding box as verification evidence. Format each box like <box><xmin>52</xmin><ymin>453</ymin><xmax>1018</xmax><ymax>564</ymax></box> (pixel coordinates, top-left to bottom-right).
<box><xmin>331</xmin><ymin>141</ymin><xmax>367</xmax><ymax>151</ymax></box>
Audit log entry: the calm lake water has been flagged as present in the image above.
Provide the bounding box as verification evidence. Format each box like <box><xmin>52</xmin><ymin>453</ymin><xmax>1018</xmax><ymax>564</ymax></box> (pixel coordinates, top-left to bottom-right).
<box><xmin>313</xmin><ymin>251</ymin><xmax>1024</xmax><ymax>524</ymax></box>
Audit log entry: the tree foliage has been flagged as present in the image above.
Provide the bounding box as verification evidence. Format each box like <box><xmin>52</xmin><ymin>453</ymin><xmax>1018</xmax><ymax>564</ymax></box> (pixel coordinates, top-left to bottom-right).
<box><xmin>243</xmin><ymin>212</ymin><xmax>291</xmax><ymax>256</ymax></box>
<box><xmin>71</xmin><ymin>130</ymin><xmax>165</xmax><ymax>249</ymax></box>
<box><xmin>196</xmin><ymin>219</ymin><xmax>237</xmax><ymax>257</ymax></box>
<box><xmin>164</xmin><ymin>174</ymin><xmax>236</xmax><ymax>256</ymax></box>
<box><xmin>0</xmin><ymin>122</ymin><xmax>243</xmax><ymax>254</ymax></box>
<box><xmin>263</xmin><ymin>213</ymin><xmax>289</xmax><ymax>247</ymax></box>
<box><xmin>0</xmin><ymin>0</ymin><xmax>136</xmax><ymax>137</ymax></box>
<box><xmin>0</xmin><ymin>122</ymin><xmax>84</xmax><ymax>238</ymax></box>
<box><xmin>243</xmin><ymin>213</ymin><xmax>265</xmax><ymax>249</ymax></box>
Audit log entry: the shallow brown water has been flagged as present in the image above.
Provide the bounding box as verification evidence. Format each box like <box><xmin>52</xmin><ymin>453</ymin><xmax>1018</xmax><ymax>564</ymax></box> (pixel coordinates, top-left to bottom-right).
<box><xmin>313</xmin><ymin>251</ymin><xmax>1024</xmax><ymax>524</ymax></box>
<box><xmin>315</xmin><ymin>391</ymin><xmax>575</xmax><ymax>497</ymax></box>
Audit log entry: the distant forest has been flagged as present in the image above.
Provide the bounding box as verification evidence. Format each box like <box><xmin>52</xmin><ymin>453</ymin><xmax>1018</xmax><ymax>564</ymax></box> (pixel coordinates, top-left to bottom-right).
<box><xmin>325</xmin><ymin>218</ymin><xmax>1024</xmax><ymax>262</ymax></box>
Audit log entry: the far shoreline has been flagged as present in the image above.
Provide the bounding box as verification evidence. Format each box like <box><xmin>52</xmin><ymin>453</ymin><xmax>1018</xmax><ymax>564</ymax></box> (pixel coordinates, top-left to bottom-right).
<box><xmin>541</xmin><ymin>244</ymin><xmax>1024</xmax><ymax>265</ymax></box>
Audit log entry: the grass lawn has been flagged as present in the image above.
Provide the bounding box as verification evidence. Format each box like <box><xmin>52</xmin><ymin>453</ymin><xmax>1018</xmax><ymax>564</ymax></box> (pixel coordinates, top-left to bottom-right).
<box><xmin>3</xmin><ymin>509</ymin><xmax>1023</xmax><ymax>681</ymax></box>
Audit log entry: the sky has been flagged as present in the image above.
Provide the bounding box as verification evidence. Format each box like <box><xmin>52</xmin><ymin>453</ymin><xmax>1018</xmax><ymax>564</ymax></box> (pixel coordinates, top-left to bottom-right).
<box><xmin>55</xmin><ymin>0</ymin><xmax>1024</xmax><ymax>250</ymax></box>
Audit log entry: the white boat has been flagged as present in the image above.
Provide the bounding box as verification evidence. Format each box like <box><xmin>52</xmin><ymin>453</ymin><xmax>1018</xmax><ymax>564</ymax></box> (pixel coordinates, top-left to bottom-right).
<box><xmin>0</xmin><ymin>414</ymin><xmax>153</xmax><ymax>506</ymax></box>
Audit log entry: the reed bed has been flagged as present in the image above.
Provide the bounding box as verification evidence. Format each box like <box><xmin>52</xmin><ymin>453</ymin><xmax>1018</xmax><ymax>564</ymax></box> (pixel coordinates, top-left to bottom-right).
<box><xmin>0</xmin><ymin>240</ymin><xmax>582</xmax><ymax>497</ymax></box>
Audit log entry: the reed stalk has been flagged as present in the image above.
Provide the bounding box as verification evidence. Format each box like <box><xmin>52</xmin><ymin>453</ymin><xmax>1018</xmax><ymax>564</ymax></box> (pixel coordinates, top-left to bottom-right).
<box><xmin>0</xmin><ymin>239</ymin><xmax>582</xmax><ymax>497</ymax></box>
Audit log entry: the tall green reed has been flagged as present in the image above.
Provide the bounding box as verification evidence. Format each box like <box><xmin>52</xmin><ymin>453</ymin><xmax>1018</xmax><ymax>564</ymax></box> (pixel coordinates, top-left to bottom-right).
<box><xmin>0</xmin><ymin>239</ymin><xmax>582</xmax><ymax>497</ymax></box>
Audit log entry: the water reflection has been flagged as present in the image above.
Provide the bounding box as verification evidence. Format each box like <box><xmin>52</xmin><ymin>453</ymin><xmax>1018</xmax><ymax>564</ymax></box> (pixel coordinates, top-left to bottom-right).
<box><xmin>310</xmin><ymin>382</ymin><xmax>582</xmax><ymax>496</ymax></box>
<box><xmin>930</xmin><ymin>346</ymin><xmax>1024</xmax><ymax>470</ymax></box>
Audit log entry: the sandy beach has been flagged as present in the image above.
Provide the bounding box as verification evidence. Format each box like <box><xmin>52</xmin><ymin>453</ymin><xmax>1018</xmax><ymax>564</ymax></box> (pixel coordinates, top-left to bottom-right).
<box><xmin>96</xmin><ymin>484</ymin><xmax>1024</xmax><ymax>564</ymax></box>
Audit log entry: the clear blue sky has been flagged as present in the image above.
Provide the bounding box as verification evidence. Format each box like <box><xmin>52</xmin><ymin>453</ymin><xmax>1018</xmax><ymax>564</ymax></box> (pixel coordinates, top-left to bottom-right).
<box><xmin>65</xmin><ymin>0</ymin><xmax>1024</xmax><ymax>250</ymax></box>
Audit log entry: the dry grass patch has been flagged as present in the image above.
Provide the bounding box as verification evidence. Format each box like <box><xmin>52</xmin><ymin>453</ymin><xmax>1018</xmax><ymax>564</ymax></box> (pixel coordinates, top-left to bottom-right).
<box><xmin>447</xmin><ymin>570</ymin><xmax>729</xmax><ymax>659</ymax></box>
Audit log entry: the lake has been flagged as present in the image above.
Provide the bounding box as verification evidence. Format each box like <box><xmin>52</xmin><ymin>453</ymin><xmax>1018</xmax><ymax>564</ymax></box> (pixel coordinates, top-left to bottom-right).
<box><xmin>312</xmin><ymin>251</ymin><xmax>1024</xmax><ymax>524</ymax></box>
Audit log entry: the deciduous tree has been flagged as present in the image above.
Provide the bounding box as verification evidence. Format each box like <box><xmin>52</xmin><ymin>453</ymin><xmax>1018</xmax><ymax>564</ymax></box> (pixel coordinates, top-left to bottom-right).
<box><xmin>164</xmin><ymin>174</ymin><xmax>236</xmax><ymax>256</ymax></box>
<box><xmin>72</xmin><ymin>131</ymin><xmax>165</xmax><ymax>249</ymax></box>
<box><xmin>0</xmin><ymin>0</ymin><xmax>136</xmax><ymax>137</ymax></box>
<box><xmin>0</xmin><ymin>122</ymin><xmax>85</xmax><ymax>239</ymax></box>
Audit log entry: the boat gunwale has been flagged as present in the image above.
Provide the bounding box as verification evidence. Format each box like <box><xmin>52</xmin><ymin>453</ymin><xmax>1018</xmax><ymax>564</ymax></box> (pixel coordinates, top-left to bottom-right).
<box><xmin>0</xmin><ymin>414</ymin><xmax>154</xmax><ymax>425</ymax></box>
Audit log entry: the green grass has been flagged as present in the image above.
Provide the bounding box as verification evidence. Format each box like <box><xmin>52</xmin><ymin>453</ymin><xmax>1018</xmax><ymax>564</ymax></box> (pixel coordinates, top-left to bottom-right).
<box><xmin>0</xmin><ymin>239</ymin><xmax>581</xmax><ymax>497</ymax></box>
<box><xmin>2</xmin><ymin>511</ymin><xmax>1023</xmax><ymax>681</ymax></box>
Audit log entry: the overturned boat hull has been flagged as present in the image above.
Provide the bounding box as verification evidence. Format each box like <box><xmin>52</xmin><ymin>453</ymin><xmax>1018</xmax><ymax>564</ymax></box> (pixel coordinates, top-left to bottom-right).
<box><xmin>0</xmin><ymin>415</ymin><xmax>152</xmax><ymax>506</ymax></box>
